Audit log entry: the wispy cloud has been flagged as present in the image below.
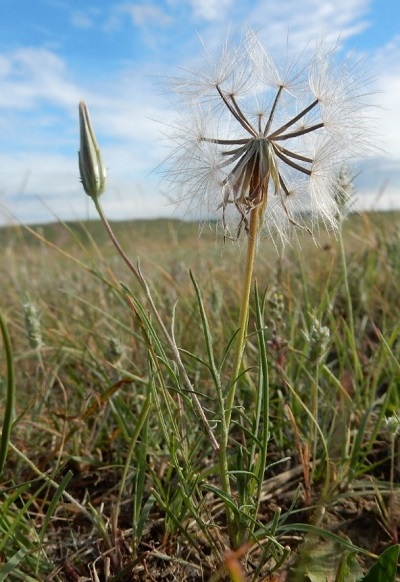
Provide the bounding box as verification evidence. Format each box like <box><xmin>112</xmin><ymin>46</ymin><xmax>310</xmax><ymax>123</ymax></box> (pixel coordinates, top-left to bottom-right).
<box><xmin>103</xmin><ymin>2</ymin><xmax>172</xmax><ymax>35</ymax></box>
<box><xmin>187</xmin><ymin>0</ymin><xmax>234</xmax><ymax>21</ymax></box>
<box><xmin>70</xmin><ymin>11</ymin><xmax>95</xmax><ymax>29</ymax></box>
<box><xmin>241</xmin><ymin>0</ymin><xmax>371</xmax><ymax>48</ymax></box>
<box><xmin>370</xmin><ymin>35</ymin><xmax>400</xmax><ymax>159</ymax></box>
<box><xmin>126</xmin><ymin>3</ymin><xmax>172</xmax><ymax>27</ymax></box>
<box><xmin>0</xmin><ymin>47</ymin><xmax>81</xmax><ymax>110</ymax></box>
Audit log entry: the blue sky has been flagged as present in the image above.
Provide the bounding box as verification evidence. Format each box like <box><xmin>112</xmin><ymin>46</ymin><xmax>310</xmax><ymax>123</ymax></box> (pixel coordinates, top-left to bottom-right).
<box><xmin>0</xmin><ymin>0</ymin><xmax>399</xmax><ymax>225</ymax></box>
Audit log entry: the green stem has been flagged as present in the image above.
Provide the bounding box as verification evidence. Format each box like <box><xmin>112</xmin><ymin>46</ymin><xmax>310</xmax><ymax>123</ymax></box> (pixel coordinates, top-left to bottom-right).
<box><xmin>9</xmin><ymin>440</ymin><xmax>92</xmax><ymax>521</ymax></box>
<box><xmin>338</xmin><ymin>229</ymin><xmax>363</xmax><ymax>384</ymax></box>
<box><xmin>0</xmin><ymin>309</ymin><xmax>15</xmax><ymax>476</ymax></box>
<box><xmin>93</xmin><ymin>196</ymin><xmax>142</xmax><ymax>285</ymax></box>
<box><xmin>310</xmin><ymin>364</ymin><xmax>319</xmax><ymax>487</ymax></box>
<box><xmin>189</xmin><ymin>274</ymin><xmax>233</xmax><ymax>533</ymax></box>
<box><xmin>112</xmin><ymin>394</ymin><xmax>152</xmax><ymax>534</ymax></box>
<box><xmin>225</xmin><ymin>205</ymin><xmax>262</xmax><ymax>428</ymax></box>
<box><xmin>221</xmin><ymin>205</ymin><xmax>262</xmax><ymax>547</ymax></box>
<box><xmin>390</xmin><ymin>434</ymin><xmax>395</xmax><ymax>492</ymax></box>
<box><xmin>338</xmin><ymin>229</ymin><xmax>354</xmax><ymax>334</ymax></box>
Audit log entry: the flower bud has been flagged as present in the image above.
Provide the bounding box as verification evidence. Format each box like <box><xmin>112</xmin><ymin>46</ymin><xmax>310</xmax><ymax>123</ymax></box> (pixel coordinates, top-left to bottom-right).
<box><xmin>78</xmin><ymin>101</ymin><xmax>107</xmax><ymax>199</ymax></box>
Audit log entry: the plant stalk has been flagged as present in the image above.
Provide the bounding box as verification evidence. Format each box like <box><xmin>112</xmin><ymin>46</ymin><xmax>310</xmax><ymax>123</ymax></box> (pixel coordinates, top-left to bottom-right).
<box><xmin>221</xmin><ymin>203</ymin><xmax>263</xmax><ymax>547</ymax></box>
<box><xmin>226</xmin><ymin>204</ymin><xmax>262</xmax><ymax>428</ymax></box>
<box><xmin>338</xmin><ymin>228</ymin><xmax>362</xmax><ymax>384</ymax></box>
<box><xmin>0</xmin><ymin>309</ymin><xmax>15</xmax><ymax>476</ymax></box>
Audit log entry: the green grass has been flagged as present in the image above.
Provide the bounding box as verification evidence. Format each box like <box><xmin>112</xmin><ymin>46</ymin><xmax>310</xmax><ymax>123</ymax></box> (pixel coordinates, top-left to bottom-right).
<box><xmin>1</xmin><ymin>212</ymin><xmax>400</xmax><ymax>580</ymax></box>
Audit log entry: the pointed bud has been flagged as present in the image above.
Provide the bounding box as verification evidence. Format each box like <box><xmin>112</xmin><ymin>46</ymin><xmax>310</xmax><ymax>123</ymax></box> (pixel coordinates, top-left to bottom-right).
<box><xmin>78</xmin><ymin>101</ymin><xmax>107</xmax><ymax>198</ymax></box>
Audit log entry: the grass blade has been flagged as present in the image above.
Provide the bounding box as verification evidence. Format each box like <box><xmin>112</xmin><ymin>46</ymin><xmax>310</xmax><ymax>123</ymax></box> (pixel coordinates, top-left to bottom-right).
<box><xmin>0</xmin><ymin>309</ymin><xmax>15</xmax><ymax>475</ymax></box>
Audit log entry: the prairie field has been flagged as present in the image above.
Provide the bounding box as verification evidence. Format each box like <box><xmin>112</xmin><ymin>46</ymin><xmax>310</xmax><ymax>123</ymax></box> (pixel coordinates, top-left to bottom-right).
<box><xmin>1</xmin><ymin>211</ymin><xmax>400</xmax><ymax>581</ymax></box>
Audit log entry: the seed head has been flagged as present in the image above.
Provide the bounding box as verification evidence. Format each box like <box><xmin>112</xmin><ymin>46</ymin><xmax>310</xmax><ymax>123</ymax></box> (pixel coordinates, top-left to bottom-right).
<box><xmin>164</xmin><ymin>28</ymin><xmax>372</xmax><ymax>243</ymax></box>
<box><xmin>333</xmin><ymin>165</ymin><xmax>357</xmax><ymax>220</ymax></box>
<box><xmin>105</xmin><ymin>336</ymin><xmax>124</xmax><ymax>365</ymax></box>
<box><xmin>78</xmin><ymin>101</ymin><xmax>107</xmax><ymax>199</ymax></box>
<box><xmin>23</xmin><ymin>301</ymin><xmax>43</xmax><ymax>350</ymax></box>
<box><xmin>384</xmin><ymin>414</ymin><xmax>400</xmax><ymax>439</ymax></box>
<box><xmin>303</xmin><ymin>314</ymin><xmax>330</xmax><ymax>363</ymax></box>
<box><xmin>268</xmin><ymin>290</ymin><xmax>285</xmax><ymax>324</ymax></box>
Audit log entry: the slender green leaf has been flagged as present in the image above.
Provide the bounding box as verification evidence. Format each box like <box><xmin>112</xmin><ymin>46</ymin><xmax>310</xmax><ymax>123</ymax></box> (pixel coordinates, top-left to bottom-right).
<box><xmin>0</xmin><ymin>309</ymin><xmax>15</xmax><ymax>475</ymax></box>
<box><xmin>39</xmin><ymin>470</ymin><xmax>74</xmax><ymax>547</ymax></box>
<box><xmin>0</xmin><ymin>547</ymin><xmax>33</xmax><ymax>581</ymax></box>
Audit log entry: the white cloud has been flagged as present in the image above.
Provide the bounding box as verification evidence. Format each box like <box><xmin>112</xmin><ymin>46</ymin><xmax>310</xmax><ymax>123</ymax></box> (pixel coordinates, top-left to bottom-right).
<box><xmin>129</xmin><ymin>4</ymin><xmax>172</xmax><ymax>27</ymax></box>
<box><xmin>370</xmin><ymin>35</ymin><xmax>400</xmax><ymax>160</ymax></box>
<box><xmin>188</xmin><ymin>0</ymin><xmax>234</xmax><ymax>21</ymax></box>
<box><xmin>245</xmin><ymin>0</ymin><xmax>372</xmax><ymax>49</ymax></box>
<box><xmin>0</xmin><ymin>47</ymin><xmax>81</xmax><ymax>109</ymax></box>
<box><xmin>70</xmin><ymin>11</ymin><xmax>94</xmax><ymax>29</ymax></box>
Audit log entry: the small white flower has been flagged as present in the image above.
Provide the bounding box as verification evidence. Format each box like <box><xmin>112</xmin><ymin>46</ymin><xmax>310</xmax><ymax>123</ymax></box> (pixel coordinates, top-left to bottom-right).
<box><xmin>164</xmin><ymin>27</ymin><xmax>373</xmax><ymax>242</ymax></box>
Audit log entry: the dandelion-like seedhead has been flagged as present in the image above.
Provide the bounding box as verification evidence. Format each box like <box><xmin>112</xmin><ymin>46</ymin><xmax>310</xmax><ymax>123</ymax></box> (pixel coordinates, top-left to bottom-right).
<box><xmin>164</xmin><ymin>27</ymin><xmax>373</xmax><ymax>243</ymax></box>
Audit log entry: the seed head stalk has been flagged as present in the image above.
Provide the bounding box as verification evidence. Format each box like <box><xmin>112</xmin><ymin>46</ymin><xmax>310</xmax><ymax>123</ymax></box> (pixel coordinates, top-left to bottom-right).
<box><xmin>225</xmin><ymin>197</ymin><xmax>265</xmax><ymax>429</ymax></box>
<box><xmin>216</xmin><ymin>197</ymin><xmax>265</xmax><ymax>546</ymax></box>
